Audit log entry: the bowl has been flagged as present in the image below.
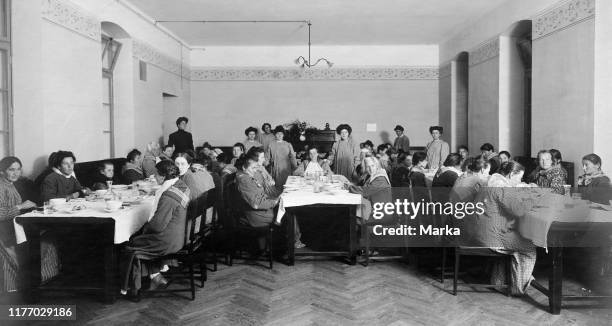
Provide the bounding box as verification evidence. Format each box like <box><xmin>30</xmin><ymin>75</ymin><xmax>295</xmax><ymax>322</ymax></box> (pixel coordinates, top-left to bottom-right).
<box><xmin>105</xmin><ymin>200</ymin><xmax>123</xmax><ymax>212</ymax></box>
<box><xmin>95</xmin><ymin>189</ymin><xmax>107</xmax><ymax>197</ymax></box>
<box><xmin>50</xmin><ymin>198</ymin><xmax>67</xmax><ymax>207</ymax></box>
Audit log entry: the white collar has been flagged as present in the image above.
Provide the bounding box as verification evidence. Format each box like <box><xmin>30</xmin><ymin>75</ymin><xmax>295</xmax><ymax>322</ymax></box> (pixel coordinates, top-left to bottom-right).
<box><xmin>53</xmin><ymin>167</ymin><xmax>76</xmax><ymax>179</ymax></box>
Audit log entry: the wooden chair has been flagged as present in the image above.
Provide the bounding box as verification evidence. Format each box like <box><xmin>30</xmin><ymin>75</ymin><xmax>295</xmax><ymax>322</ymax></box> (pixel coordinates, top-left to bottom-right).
<box><xmin>225</xmin><ymin>179</ymin><xmax>274</xmax><ymax>269</ymax></box>
<box><xmin>450</xmin><ymin>247</ymin><xmax>512</xmax><ymax>296</ymax></box>
<box><xmin>361</xmin><ymin>186</ymin><xmax>411</xmax><ymax>266</ymax></box>
<box><xmin>139</xmin><ymin>196</ymin><xmax>207</xmax><ymax>301</ymax></box>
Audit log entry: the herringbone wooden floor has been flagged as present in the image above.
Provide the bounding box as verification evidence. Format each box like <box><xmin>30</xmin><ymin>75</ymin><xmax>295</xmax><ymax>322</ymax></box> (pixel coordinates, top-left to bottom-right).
<box><xmin>9</xmin><ymin>258</ymin><xmax>612</xmax><ymax>326</ymax></box>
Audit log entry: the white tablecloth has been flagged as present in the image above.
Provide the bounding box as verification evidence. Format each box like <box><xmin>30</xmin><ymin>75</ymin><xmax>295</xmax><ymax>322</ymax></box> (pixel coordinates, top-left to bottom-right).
<box><xmin>519</xmin><ymin>192</ymin><xmax>612</xmax><ymax>248</ymax></box>
<box><xmin>276</xmin><ymin>176</ymin><xmax>363</xmax><ymax>223</ymax></box>
<box><xmin>14</xmin><ymin>197</ymin><xmax>154</xmax><ymax>245</ymax></box>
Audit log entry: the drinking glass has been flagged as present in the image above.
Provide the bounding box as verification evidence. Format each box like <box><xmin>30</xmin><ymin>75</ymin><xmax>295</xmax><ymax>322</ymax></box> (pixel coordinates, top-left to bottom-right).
<box><xmin>43</xmin><ymin>201</ymin><xmax>50</xmax><ymax>215</ymax></box>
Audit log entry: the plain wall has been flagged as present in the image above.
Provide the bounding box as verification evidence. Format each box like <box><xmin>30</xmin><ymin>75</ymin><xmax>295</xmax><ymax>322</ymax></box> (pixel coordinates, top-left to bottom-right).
<box><xmin>468</xmin><ymin>57</ymin><xmax>500</xmax><ymax>154</ymax></box>
<box><xmin>593</xmin><ymin>0</ymin><xmax>612</xmax><ymax>176</ymax></box>
<box><xmin>133</xmin><ymin>61</ymin><xmax>191</xmax><ymax>150</ymax></box>
<box><xmin>498</xmin><ymin>35</ymin><xmax>525</xmax><ymax>156</ymax></box>
<box><xmin>532</xmin><ymin>18</ymin><xmax>595</xmax><ymax>183</ymax></box>
<box><xmin>438</xmin><ymin>72</ymin><xmax>452</xmax><ymax>148</ymax></box>
<box><xmin>190</xmin><ymin>80</ymin><xmax>438</xmax><ymax>149</ymax></box>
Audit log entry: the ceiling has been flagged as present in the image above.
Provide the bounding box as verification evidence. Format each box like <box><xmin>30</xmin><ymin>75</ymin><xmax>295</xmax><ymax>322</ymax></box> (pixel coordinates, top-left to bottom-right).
<box><xmin>126</xmin><ymin>0</ymin><xmax>508</xmax><ymax>46</ymax></box>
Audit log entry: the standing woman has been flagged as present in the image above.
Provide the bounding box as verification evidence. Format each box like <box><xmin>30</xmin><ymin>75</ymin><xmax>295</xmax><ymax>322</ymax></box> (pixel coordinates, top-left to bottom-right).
<box><xmin>257</xmin><ymin>123</ymin><xmax>276</xmax><ymax>153</ymax></box>
<box><xmin>243</xmin><ymin>127</ymin><xmax>263</xmax><ymax>153</ymax></box>
<box><xmin>328</xmin><ymin>124</ymin><xmax>360</xmax><ymax>180</ymax></box>
<box><xmin>265</xmin><ymin>125</ymin><xmax>297</xmax><ymax>188</ymax></box>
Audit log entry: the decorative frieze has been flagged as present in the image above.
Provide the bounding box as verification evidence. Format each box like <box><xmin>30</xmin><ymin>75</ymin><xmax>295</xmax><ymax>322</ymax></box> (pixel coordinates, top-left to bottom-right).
<box><xmin>469</xmin><ymin>38</ymin><xmax>499</xmax><ymax>67</ymax></box>
<box><xmin>190</xmin><ymin>67</ymin><xmax>439</xmax><ymax>81</ymax></box>
<box><xmin>41</xmin><ymin>0</ymin><xmax>100</xmax><ymax>41</ymax></box>
<box><xmin>132</xmin><ymin>40</ymin><xmax>190</xmax><ymax>79</ymax></box>
<box><xmin>533</xmin><ymin>0</ymin><xmax>595</xmax><ymax>40</ymax></box>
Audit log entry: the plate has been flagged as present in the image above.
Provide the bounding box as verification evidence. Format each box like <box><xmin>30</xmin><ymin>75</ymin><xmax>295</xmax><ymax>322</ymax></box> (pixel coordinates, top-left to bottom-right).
<box><xmin>104</xmin><ymin>208</ymin><xmax>122</xmax><ymax>213</ymax></box>
<box><xmin>111</xmin><ymin>185</ymin><xmax>128</xmax><ymax>190</ymax></box>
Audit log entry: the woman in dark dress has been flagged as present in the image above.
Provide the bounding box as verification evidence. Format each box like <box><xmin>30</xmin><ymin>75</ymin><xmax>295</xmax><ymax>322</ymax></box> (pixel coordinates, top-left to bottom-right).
<box><xmin>577</xmin><ymin>153</ymin><xmax>611</xmax><ymax>204</ymax></box>
<box><xmin>391</xmin><ymin>152</ymin><xmax>412</xmax><ymax>187</ymax></box>
<box><xmin>431</xmin><ymin>153</ymin><xmax>463</xmax><ymax>202</ymax></box>
<box><xmin>408</xmin><ymin>152</ymin><xmax>429</xmax><ymax>201</ymax></box>
<box><xmin>41</xmin><ymin>151</ymin><xmax>90</xmax><ymax>201</ymax></box>
<box><xmin>120</xmin><ymin>160</ymin><xmax>190</xmax><ymax>296</ymax></box>
<box><xmin>122</xmin><ymin>149</ymin><xmax>145</xmax><ymax>184</ymax></box>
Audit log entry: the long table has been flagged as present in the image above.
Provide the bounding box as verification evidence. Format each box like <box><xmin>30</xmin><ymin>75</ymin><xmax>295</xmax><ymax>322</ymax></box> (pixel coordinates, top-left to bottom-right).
<box><xmin>518</xmin><ymin>192</ymin><xmax>612</xmax><ymax>314</ymax></box>
<box><xmin>15</xmin><ymin>197</ymin><xmax>153</xmax><ymax>303</ymax></box>
<box><xmin>277</xmin><ymin>176</ymin><xmax>363</xmax><ymax>265</ymax></box>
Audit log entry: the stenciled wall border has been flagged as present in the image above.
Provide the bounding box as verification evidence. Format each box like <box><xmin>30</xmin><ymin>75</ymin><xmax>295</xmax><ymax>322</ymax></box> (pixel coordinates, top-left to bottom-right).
<box><xmin>41</xmin><ymin>0</ymin><xmax>100</xmax><ymax>41</ymax></box>
<box><xmin>132</xmin><ymin>40</ymin><xmax>190</xmax><ymax>79</ymax></box>
<box><xmin>469</xmin><ymin>38</ymin><xmax>499</xmax><ymax>67</ymax></box>
<box><xmin>190</xmin><ymin>67</ymin><xmax>439</xmax><ymax>81</ymax></box>
<box><xmin>533</xmin><ymin>0</ymin><xmax>595</xmax><ymax>40</ymax></box>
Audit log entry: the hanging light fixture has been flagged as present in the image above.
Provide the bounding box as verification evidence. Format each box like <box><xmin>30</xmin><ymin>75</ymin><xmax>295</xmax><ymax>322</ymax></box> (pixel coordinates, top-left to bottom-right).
<box><xmin>154</xmin><ymin>19</ymin><xmax>333</xmax><ymax>67</ymax></box>
<box><xmin>294</xmin><ymin>21</ymin><xmax>333</xmax><ymax>68</ymax></box>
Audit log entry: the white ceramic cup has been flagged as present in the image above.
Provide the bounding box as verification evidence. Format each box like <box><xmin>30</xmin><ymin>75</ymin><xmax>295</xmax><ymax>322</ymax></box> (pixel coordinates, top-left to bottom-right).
<box><xmin>105</xmin><ymin>200</ymin><xmax>122</xmax><ymax>212</ymax></box>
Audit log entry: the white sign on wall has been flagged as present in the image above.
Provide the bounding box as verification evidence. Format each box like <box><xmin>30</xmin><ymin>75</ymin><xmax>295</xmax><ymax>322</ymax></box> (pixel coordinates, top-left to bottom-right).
<box><xmin>366</xmin><ymin>123</ymin><xmax>377</xmax><ymax>132</ymax></box>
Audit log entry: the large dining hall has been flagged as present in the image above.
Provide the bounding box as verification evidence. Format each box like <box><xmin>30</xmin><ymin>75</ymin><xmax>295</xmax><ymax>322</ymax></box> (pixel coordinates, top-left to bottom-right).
<box><xmin>1</xmin><ymin>0</ymin><xmax>612</xmax><ymax>325</ymax></box>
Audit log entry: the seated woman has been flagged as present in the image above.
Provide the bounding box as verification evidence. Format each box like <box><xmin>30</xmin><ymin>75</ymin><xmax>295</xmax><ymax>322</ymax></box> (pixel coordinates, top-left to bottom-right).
<box><xmin>1</xmin><ymin>157</ymin><xmax>60</xmax><ymax>292</ymax></box>
<box><xmin>462</xmin><ymin>161</ymin><xmax>536</xmax><ymax>295</ymax></box>
<box><xmin>577</xmin><ymin>153</ymin><xmax>611</xmax><ymax>204</ymax></box>
<box><xmin>120</xmin><ymin>160</ymin><xmax>190</xmax><ymax>296</ymax></box>
<box><xmin>215</xmin><ymin>153</ymin><xmax>237</xmax><ymax>176</ymax></box>
<box><xmin>231</xmin><ymin>143</ymin><xmax>245</xmax><ymax>166</ymax></box>
<box><xmin>432</xmin><ymin>153</ymin><xmax>462</xmax><ymax>187</ymax></box>
<box><xmin>527</xmin><ymin>150</ymin><xmax>567</xmax><ymax>195</ymax></box>
<box><xmin>235</xmin><ymin>150</ymin><xmax>281</xmax><ymax>247</ymax></box>
<box><xmin>348</xmin><ymin>156</ymin><xmax>392</xmax><ymax>222</ymax></box>
<box><xmin>499</xmin><ymin>151</ymin><xmax>511</xmax><ymax>163</ymax></box>
<box><xmin>449</xmin><ymin>157</ymin><xmax>490</xmax><ymax>203</ymax></box>
<box><xmin>376</xmin><ymin>144</ymin><xmax>391</xmax><ymax>174</ymax></box>
<box><xmin>351</xmin><ymin>147</ymin><xmax>372</xmax><ymax>186</ymax></box>
<box><xmin>92</xmin><ymin>161</ymin><xmax>120</xmax><ymax>190</ymax></box>
<box><xmin>175</xmin><ymin>153</ymin><xmax>215</xmax><ymax>217</ymax></box>
<box><xmin>293</xmin><ymin>147</ymin><xmax>332</xmax><ymax>177</ymax></box>
<box><xmin>391</xmin><ymin>152</ymin><xmax>412</xmax><ymax>187</ymax></box>
<box><xmin>41</xmin><ymin>151</ymin><xmax>89</xmax><ymax>201</ymax></box>
<box><xmin>408</xmin><ymin>152</ymin><xmax>429</xmax><ymax>201</ymax></box>
<box><xmin>122</xmin><ymin>149</ymin><xmax>145</xmax><ymax>184</ymax></box>
<box><xmin>159</xmin><ymin>145</ymin><xmax>174</xmax><ymax>161</ymax></box>
<box><xmin>142</xmin><ymin>142</ymin><xmax>162</xmax><ymax>178</ymax></box>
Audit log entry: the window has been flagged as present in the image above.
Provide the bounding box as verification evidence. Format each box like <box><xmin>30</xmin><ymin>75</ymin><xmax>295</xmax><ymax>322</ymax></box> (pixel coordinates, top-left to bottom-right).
<box><xmin>0</xmin><ymin>0</ymin><xmax>11</xmax><ymax>156</ymax></box>
<box><xmin>101</xmin><ymin>35</ymin><xmax>121</xmax><ymax>157</ymax></box>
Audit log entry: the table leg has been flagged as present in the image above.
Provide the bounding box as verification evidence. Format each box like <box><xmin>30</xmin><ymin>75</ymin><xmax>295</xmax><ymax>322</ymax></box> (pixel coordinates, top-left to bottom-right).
<box><xmin>24</xmin><ymin>226</ymin><xmax>41</xmax><ymax>303</ymax></box>
<box><xmin>104</xmin><ymin>244</ymin><xmax>116</xmax><ymax>303</ymax></box>
<box><xmin>549</xmin><ymin>247</ymin><xmax>563</xmax><ymax>315</ymax></box>
<box><xmin>348</xmin><ymin>207</ymin><xmax>357</xmax><ymax>265</ymax></box>
<box><xmin>287</xmin><ymin>211</ymin><xmax>295</xmax><ymax>266</ymax></box>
